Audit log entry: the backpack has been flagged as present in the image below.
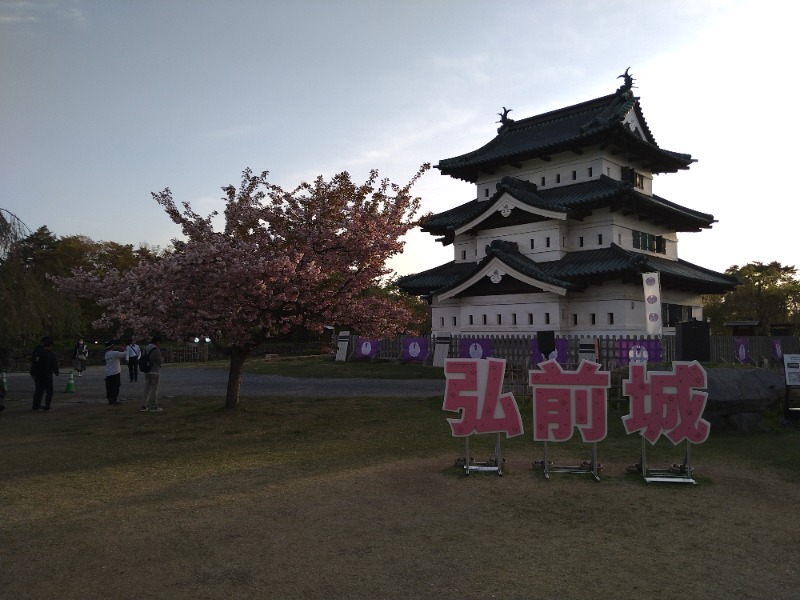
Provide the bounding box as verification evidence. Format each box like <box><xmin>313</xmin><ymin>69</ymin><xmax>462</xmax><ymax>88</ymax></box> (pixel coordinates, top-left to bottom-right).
<box><xmin>30</xmin><ymin>346</ymin><xmax>48</xmax><ymax>377</ymax></box>
<box><xmin>139</xmin><ymin>348</ymin><xmax>154</xmax><ymax>373</ymax></box>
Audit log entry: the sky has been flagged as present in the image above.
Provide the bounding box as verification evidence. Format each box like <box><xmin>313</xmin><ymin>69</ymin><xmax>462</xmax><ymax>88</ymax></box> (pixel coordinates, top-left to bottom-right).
<box><xmin>1</xmin><ymin>0</ymin><xmax>798</xmax><ymax>278</ymax></box>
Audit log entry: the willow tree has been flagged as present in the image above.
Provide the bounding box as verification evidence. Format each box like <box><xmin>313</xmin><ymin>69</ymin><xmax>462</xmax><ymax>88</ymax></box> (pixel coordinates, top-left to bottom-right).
<box><xmin>56</xmin><ymin>166</ymin><xmax>429</xmax><ymax>408</ymax></box>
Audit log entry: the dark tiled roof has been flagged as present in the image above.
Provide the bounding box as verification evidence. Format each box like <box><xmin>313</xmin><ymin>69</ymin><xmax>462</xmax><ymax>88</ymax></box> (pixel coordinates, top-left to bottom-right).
<box><xmin>436</xmin><ymin>87</ymin><xmax>693</xmax><ymax>182</ymax></box>
<box><xmin>396</xmin><ymin>241</ymin><xmax>579</xmax><ymax>297</ymax></box>
<box><xmin>398</xmin><ymin>243</ymin><xmax>738</xmax><ymax>298</ymax></box>
<box><xmin>541</xmin><ymin>244</ymin><xmax>739</xmax><ymax>293</ymax></box>
<box><xmin>396</xmin><ymin>260</ymin><xmax>477</xmax><ymax>296</ymax></box>
<box><xmin>422</xmin><ymin>175</ymin><xmax>715</xmax><ymax>244</ymax></box>
<box><xmin>479</xmin><ymin>240</ymin><xmax>580</xmax><ymax>291</ymax></box>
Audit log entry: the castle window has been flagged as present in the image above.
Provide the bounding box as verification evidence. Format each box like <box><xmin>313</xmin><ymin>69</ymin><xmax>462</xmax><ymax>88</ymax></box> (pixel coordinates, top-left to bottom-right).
<box><xmin>452</xmin><ymin>317</ymin><xmax>457</xmax><ymax>326</ymax></box>
<box><xmin>540</xmin><ymin>176</ymin><xmax>545</xmax><ymax>186</ymax></box>
<box><xmin>591</xmin><ymin>313</ymin><xmax>596</xmax><ymax>325</ymax></box>
<box><xmin>608</xmin><ymin>313</ymin><xmax>615</xmax><ymax>325</ymax></box>
<box><xmin>632</xmin><ymin>230</ymin><xmax>666</xmax><ymax>254</ymax></box>
<box><xmin>530</xmin><ymin>239</ymin><xmax>535</xmax><ymax>250</ymax></box>
<box><xmin>440</xmin><ymin>317</ymin><xmax>444</xmax><ymax>327</ymax></box>
<box><xmin>497</xmin><ymin>314</ymin><xmax>502</xmax><ymax>325</ymax></box>
<box><xmin>482</xmin><ymin>314</ymin><xmax>487</xmax><ymax>325</ymax></box>
<box><xmin>485</xmin><ymin>188</ymin><xmax>490</xmax><ymax>197</ymax></box>
<box><xmin>556</xmin><ymin>174</ymin><xmax>561</xmax><ymax>183</ymax></box>
<box><xmin>469</xmin><ymin>315</ymin><xmax>474</xmax><ymax>325</ymax></box>
<box><xmin>598</xmin><ymin>234</ymin><xmax>603</xmax><ymax>245</ymax></box>
<box><xmin>572</xmin><ymin>170</ymin><xmax>577</xmax><ymax>180</ymax></box>
<box><xmin>546</xmin><ymin>237</ymin><xmax>551</xmax><ymax>248</ymax></box>
<box><xmin>572</xmin><ymin>314</ymin><xmax>578</xmax><ymax>326</ymax></box>
<box><xmin>461</xmin><ymin>250</ymin><xmax>466</xmax><ymax>260</ymax></box>
<box><xmin>588</xmin><ymin>167</ymin><xmax>593</xmax><ymax>177</ymax></box>
<box><xmin>545</xmin><ymin>313</ymin><xmax>551</xmax><ymax>325</ymax></box>
<box><xmin>512</xmin><ymin>313</ymin><xmax>517</xmax><ymax>325</ymax></box>
<box><xmin>528</xmin><ymin>313</ymin><xmax>534</xmax><ymax>325</ymax></box>
<box><xmin>579</xmin><ymin>236</ymin><xmax>584</xmax><ymax>248</ymax></box>
<box><xmin>634</xmin><ymin>172</ymin><xmax>645</xmax><ymax>189</ymax></box>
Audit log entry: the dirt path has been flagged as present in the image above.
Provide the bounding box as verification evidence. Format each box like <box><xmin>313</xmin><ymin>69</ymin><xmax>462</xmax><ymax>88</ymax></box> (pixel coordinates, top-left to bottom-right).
<box><xmin>3</xmin><ymin>363</ymin><xmax>445</xmax><ymax>406</ymax></box>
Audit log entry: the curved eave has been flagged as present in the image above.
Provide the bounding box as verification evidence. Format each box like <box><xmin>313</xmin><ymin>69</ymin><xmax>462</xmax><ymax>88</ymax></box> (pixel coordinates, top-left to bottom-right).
<box><xmin>629</xmin><ymin>190</ymin><xmax>715</xmax><ymax>231</ymax></box>
<box><xmin>436</xmin><ymin>255</ymin><xmax>570</xmax><ymax>301</ymax></box>
<box><xmin>437</xmin><ymin>128</ymin><xmax>693</xmax><ymax>182</ymax></box>
<box><xmin>422</xmin><ymin>176</ymin><xmax>714</xmax><ymax>241</ymax></box>
<box><xmin>454</xmin><ymin>192</ymin><xmax>567</xmax><ymax>236</ymax></box>
<box><xmin>396</xmin><ymin>261</ymin><xmax>478</xmax><ymax>296</ymax></box>
<box><xmin>607</xmin><ymin>126</ymin><xmax>694</xmax><ymax>174</ymax></box>
<box><xmin>542</xmin><ymin>245</ymin><xmax>739</xmax><ymax>294</ymax></box>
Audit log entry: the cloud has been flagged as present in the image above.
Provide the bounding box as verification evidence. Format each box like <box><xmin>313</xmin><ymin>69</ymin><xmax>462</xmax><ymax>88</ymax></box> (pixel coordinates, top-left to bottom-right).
<box><xmin>57</xmin><ymin>6</ymin><xmax>85</xmax><ymax>25</ymax></box>
<box><xmin>0</xmin><ymin>1</ymin><xmax>85</xmax><ymax>26</ymax></box>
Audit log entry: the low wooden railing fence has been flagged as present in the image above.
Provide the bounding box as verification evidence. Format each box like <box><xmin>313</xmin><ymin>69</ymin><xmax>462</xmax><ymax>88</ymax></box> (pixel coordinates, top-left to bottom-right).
<box><xmin>345</xmin><ymin>334</ymin><xmax>800</xmax><ymax>372</ymax></box>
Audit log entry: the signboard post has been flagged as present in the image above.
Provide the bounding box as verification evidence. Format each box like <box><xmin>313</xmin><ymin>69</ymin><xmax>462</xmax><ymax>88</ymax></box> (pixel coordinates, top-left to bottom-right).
<box><xmin>783</xmin><ymin>354</ymin><xmax>800</xmax><ymax>420</ymax></box>
<box><xmin>622</xmin><ymin>362</ymin><xmax>710</xmax><ymax>484</ymax></box>
<box><xmin>442</xmin><ymin>357</ymin><xmax>524</xmax><ymax>476</ymax></box>
<box><xmin>529</xmin><ymin>359</ymin><xmax>610</xmax><ymax>481</ymax></box>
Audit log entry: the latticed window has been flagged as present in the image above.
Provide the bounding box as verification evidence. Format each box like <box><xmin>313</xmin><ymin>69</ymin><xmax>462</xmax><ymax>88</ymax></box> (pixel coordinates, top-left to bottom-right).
<box><xmin>632</xmin><ymin>230</ymin><xmax>666</xmax><ymax>254</ymax></box>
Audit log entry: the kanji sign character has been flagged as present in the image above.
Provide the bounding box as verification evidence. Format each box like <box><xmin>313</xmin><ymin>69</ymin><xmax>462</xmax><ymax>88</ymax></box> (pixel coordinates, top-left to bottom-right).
<box><xmin>622</xmin><ymin>361</ymin><xmax>710</xmax><ymax>444</ymax></box>
<box><xmin>529</xmin><ymin>359</ymin><xmax>610</xmax><ymax>442</ymax></box>
<box><xmin>443</xmin><ymin>358</ymin><xmax>523</xmax><ymax>438</ymax></box>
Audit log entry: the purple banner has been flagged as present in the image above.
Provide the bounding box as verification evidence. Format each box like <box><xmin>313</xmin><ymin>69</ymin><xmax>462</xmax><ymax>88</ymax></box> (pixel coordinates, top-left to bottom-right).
<box><xmin>734</xmin><ymin>338</ymin><xmax>750</xmax><ymax>364</ymax></box>
<box><xmin>530</xmin><ymin>338</ymin><xmax>569</xmax><ymax>366</ymax></box>
<box><xmin>614</xmin><ymin>338</ymin><xmax>663</xmax><ymax>365</ymax></box>
<box><xmin>459</xmin><ymin>338</ymin><xmax>492</xmax><ymax>359</ymax></box>
<box><xmin>356</xmin><ymin>337</ymin><xmax>380</xmax><ymax>359</ymax></box>
<box><xmin>771</xmin><ymin>338</ymin><xmax>783</xmax><ymax>360</ymax></box>
<box><xmin>402</xmin><ymin>336</ymin><xmax>429</xmax><ymax>362</ymax></box>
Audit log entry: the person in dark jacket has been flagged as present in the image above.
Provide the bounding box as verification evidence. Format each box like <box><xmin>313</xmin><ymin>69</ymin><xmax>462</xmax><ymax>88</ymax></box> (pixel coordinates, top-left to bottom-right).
<box><xmin>30</xmin><ymin>336</ymin><xmax>60</xmax><ymax>411</ymax></box>
<box><xmin>140</xmin><ymin>336</ymin><xmax>164</xmax><ymax>412</ymax></box>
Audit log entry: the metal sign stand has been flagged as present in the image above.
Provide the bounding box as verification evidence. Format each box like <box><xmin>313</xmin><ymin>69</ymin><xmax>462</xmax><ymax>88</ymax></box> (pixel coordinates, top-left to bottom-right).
<box><xmin>455</xmin><ymin>432</ymin><xmax>504</xmax><ymax>476</ymax></box>
<box><xmin>629</xmin><ymin>438</ymin><xmax>696</xmax><ymax>484</ymax></box>
<box><xmin>786</xmin><ymin>386</ymin><xmax>800</xmax><ymax>421</ymax></box>
<box><xmin>533</xmin><ymin>441</ymin><xmax>601</xmax><ymax>481</ymax></box>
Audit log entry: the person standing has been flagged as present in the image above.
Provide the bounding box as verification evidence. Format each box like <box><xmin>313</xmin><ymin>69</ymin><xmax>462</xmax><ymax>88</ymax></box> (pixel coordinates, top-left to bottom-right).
<box><xmin>104</xmin><ymin>340</ymin><xmax>127</xmax><ymax>406</ymax></box>
<box><xmin>140</xmin><ymin>336</ymin><xmax>164</xmax><ymax>413</ymax></box>
<box><xmin>30</xmin><ymin>336</ymin><xmax>60</xmax><ymax>411</ymax></box>
<box><xmin>73</xmin><ymin>338</ymin><xmax>89</xmax><ymax>376</ymax></box>
<box><xmin>126</xmin><ymin>338</ymin><xmax>141</xmax><ymax>383</ymax></box>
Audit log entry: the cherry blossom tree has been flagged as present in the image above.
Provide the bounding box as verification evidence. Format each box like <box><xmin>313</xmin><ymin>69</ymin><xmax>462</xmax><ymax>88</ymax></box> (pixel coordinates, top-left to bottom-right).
<box><xmin>56</xmin><ymin>165</ymin><xmax>429</xmax><ymax>408</ymax></box>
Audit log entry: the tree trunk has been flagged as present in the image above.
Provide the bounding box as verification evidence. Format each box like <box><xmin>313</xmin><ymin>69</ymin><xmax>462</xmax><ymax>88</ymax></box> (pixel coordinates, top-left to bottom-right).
<box><xmin>225</xmin><ymin>347</ymin><xmax>248</xmax><ymax>409</ymax></box>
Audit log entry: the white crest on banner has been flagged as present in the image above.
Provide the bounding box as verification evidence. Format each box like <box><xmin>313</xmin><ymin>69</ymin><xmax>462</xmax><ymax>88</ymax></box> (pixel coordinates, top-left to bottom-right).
<box><xmin>642</xmin><ymin>272</ymin><xmax>662</xmax><ymax>336</ymax></box>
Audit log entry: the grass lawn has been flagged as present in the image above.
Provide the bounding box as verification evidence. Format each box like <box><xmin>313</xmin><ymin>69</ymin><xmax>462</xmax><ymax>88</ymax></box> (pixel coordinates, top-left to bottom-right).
<box><xmin>2</xmin><ymin>368</ymin><xmax>800</xmax><ymax>599</ymax></box>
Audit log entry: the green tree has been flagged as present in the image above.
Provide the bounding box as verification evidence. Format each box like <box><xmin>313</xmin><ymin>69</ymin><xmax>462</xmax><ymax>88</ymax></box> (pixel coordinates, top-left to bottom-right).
<box><xmin>703</xmin><ymin>261</ymin><xmax>800</xmax><ymax>334</ymax></box>
<box><xmin>0</xmin><ymin>222</ymin><xmax>150</xmax><ymax>362</ymax></box>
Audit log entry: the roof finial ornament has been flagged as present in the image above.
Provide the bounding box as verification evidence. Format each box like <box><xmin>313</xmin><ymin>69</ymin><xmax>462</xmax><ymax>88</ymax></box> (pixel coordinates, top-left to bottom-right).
<box><xmin>497</xmin><ymin>106</ymin><xmax>513</xmax><ymax>124</ymax></box>
<box><xmin>617</xmin><ymin>67</ymin><xmax>636</xmax><ymax>91</ymax></box>
<box><xmin>496</xmin><ymin>107</ymin><xmax>514</xmax><ymax>133</ymax></box>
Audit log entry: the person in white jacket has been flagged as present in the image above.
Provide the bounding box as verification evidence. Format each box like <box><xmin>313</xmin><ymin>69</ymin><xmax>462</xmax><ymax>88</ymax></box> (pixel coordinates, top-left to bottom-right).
<box><xmin>104</xmin><ymin>340</ymin><xmax>127</xmax><ymax>406</ymax></box>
